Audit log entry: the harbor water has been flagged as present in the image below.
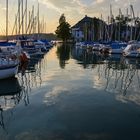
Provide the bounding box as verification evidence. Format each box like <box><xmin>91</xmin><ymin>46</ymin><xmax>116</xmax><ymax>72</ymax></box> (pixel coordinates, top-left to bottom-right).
<box><xmin>0</xmin><ymin>44</ymin><xmax>140</xmax><ymax>140</ymax></box>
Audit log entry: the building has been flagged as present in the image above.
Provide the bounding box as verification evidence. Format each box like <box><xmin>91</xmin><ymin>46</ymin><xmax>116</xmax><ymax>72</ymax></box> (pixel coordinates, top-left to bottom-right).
<box><xmin>71</xmin><ymin>15</ymin><xmax>107</xmax><ymax>42</ymax></box>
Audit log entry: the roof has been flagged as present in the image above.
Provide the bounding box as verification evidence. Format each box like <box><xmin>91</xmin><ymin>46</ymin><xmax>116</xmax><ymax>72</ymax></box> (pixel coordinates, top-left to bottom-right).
<box><xmin>71</xmin><ymin>15</ymin><xmax>106</xmax><ymax>31</ymax></box>
<box><xmin>72</xmin><ymin>15</ymin><xmax>94</xmax><ymax>29</ymax></box>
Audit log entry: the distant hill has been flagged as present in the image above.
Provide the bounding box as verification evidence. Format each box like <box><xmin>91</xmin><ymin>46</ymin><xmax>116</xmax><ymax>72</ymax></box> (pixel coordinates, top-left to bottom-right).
<box><xmin>0</xmin><ymin>33</ymin><xmax>57</xmax><ymax>41</ymax></box>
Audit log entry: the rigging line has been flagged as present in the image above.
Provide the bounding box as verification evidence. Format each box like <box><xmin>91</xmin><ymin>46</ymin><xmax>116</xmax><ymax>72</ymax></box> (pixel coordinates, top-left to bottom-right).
<box><xmin>8</xmin><ymin>0</ymin><xmax>17</xmax><ymax>34</ymax></box>
<box><xmin>26</xmin><ymin>6</ymin><xmax>34</xmax><ymax>35</ymax></box>
<box><xmin>8</xmin><ymin>3</ymin><xmax>15</xmax><ymax>34</ymax></box>
<box><xmin>19</xmin><ymin>6</ymin><xmax>29</xmax><ymax>34</ymax></box>
<box><xmin>9</xmin><ymin>0</ymin><xmax>18</xmax><ymax>16</ymax></box>
<box><xmin>11</xmin><ymin>13</ymin><xmax>18</xmax><ymax>35</ymax></box>
<box><xmin>11</xmin><ymin>0</ymin><xmax>23</xmax><ymax>35</ymax></box>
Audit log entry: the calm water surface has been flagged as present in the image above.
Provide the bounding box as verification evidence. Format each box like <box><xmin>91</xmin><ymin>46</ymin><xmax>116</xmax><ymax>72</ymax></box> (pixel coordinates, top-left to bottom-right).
<box><xmin>0</xmin><ymin>44</ymin><xmax>140</xmax><ymax>140</ymax></box>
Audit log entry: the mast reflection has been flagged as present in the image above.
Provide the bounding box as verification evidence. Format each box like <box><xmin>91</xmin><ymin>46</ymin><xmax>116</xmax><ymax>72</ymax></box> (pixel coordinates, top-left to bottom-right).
<box><xmin>0</xmin><ymin>77</ymin><xmax>23</xmax><ymax>132</ymax></box>
<box><xmin>18</xmin><ymin>54</ymin><xmax>45</xmax><ymax>93</ymax></box>
<box><xmin>0</xmin><ymin>53</ymin><xmax>48</xmax><ymax>132</ymax></box>
<box><xmin>72</xmin><ymin>46</ymin><xmax>140</xmax><ymax>95</ymax></box>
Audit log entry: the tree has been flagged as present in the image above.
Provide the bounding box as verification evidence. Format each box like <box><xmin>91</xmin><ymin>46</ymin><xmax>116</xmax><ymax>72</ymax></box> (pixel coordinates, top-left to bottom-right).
<box><xmin>59</xmin><ymin>14</ymin><xmax>66</xmax><ymax>24</ymax></box>
<box><xmin>55</xmin><ymin>14</ymin><xmax>71</xmax><ymax>42</ymax></box>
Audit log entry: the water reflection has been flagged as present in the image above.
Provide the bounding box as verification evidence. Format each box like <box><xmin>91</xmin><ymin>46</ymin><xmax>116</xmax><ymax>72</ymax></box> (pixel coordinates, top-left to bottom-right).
<box><xmin>72</xmin><ymin>46</ymin><xmax>109</xmax><ymax>69</ymax></box>
<box><xmin>0</xmin><ymin>52</ymin><xmax>48</xmax><ymax>133</ymax></box>
<box><xmin>18</xmin><ymin>55</ymin><xmax>46</xmax><ymax>92</ymax></box>
<box><xmin>0</xmin><ymin>78</ymin><xmax>23</xmax><ymax>132</ymax></box>
<box><xmin>1</xmin><ymin>45</ymin><xmax>140</xmax><ymax>139</ymax></box>
<box><xmin>56</xmin><ymin>44</ymin><xmax>71</xmax><ymax>69</ymax></box>
<box><xmin>72</xmin><ymin>46</ymin><xmax>140</xmax><ymax>95</ymax></box>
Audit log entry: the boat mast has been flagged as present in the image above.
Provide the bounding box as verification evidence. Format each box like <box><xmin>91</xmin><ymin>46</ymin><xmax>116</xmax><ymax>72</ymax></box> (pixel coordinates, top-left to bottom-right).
<box><xmin>118</xmin><ymin>8</ymin><xmax>122</xmax><ymax>41</ymax></box>
<box><xmin>110</xmin><ymin>4</ymin><xmax>113</xmax><ymax>41</ymax></box>
<box><xmin>6</xmin><ymin>0</ymin><xmax>8</xmax><ymax>41</ymax></box>
<box><xmin>125</xmin><ymin>8</ymin><xmax>129</xmax><ymax>41</ymax></box>
<box><xmin>45</xmin><ymin>21</ymin><xmax>47</xmax><ymax>33</ymax></box>
<box><xmin>16</xmin><ymin>14</ymin><xmax>17</xmax><ymax>35</ymax></box>
<box><xmin>32</xmin><ymin>5</ymin><xmax>34</xmax><ymax>35</ymax></box>
<box><xmin>21</xmin><ymin>0</ymin><xmax>24</xmax><ymax>35</ymax></box>
<box><xmin>100</xmin><ymin>14</ymin><xmax>103</xmax><ymax>41</ymax></box>
<box><xmin>25</xmin><ymin>0</ymin><xmax>27</xmax><ymax>34</ymax></box>
<box><xmin>110</xmin><ymin>4</ymin><xmax>115</xmax><ymax>41</ymax></box>
<box><xmin>18</xmin><ymin>0</ymin><xmax>21</xmax><ymax>35</ymax></box>
<box><xmin>130</xmin><ymin>5</ymin><xmax>135</xmax><ymax>41</ymax></box>
<box><xmin>38</xmin><ymin>2</ymin><xmax>40</xmax><ymax>39</ymax></box>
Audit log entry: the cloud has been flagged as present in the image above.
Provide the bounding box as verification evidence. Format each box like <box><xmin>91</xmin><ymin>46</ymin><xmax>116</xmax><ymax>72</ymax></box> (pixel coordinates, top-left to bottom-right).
<box><xmin>96</xmin><ymin>0</ymin><xmax>105</xmax><ymax>3</ymax></box>
<box><xmin>38</xmin><ymin>0</ymin><xmax>62</xmax><ymax>13</ymax></box>
<box><xmin>1</xmin><ymin>0</ymin><xmax>140</xmax><ymax>34</ymax></box>
<box><xmin>38</xmin><ymin>0</ymin><xmax>87</xmax><ymax>16</ymax></box>
<box><xmin>44</xmin><ymin>86</ymin><xmax>68</xmax><ymax>106</ymax></box>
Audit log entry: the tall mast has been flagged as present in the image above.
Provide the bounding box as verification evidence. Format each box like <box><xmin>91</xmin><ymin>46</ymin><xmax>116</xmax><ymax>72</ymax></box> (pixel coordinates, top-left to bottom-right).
<box><xmin>110</xmin><ymin>4</ymin><xmax>113</xmax><ymax>23</ymax></box>
<box><xmin>32</xmin><ymin>5</ymin><xmax>34</xmax><ymax>34</ymax></box>
<box><xmin>25</xmin><ymin>0</ymin><xmax>27</xmax><ymax>34</ymax></box>
<box><xmin>125</xmin><ymin>8</ymin><xmax>129</xmax><ymax>41</ymax></box>
<box><xmin>45</xmin><ymin>21</ymin><xmax>47</xmax><ymax>33</ymax></box>
<box><xmin>6</xmin><ymin>0</ymin><xmax>8</xmax><ymax>41</ymax></box>
<box><xmin>21</xmin><ymin>0</ymin><xmax>24</xmax><ymax>35</ymax></box>
<box><xmin>100</xmin><ymin>14</ymin><xmax>103</xmax><ymax>40</ymax></box>
<box><xmin>38</xmin><ymin>2</ymin><xmax>40</xmax><ymax>39</ymax></box>
<box><xmin>15</xmin><ymin>14</ymin><xmax>17</xmax><ymax>35</ymax></box>
<box><xmin>130</xmin><ymin>5</ymin><xmax>135</xmax><ymax>41</ymax></box>
<box><xmin>110</xmin><ymin>4</ymin><xmax>113</xmax><ymax>41</ymax></box>
<box><xmin>118</xmin><ymin>8</ymin><xmax>122</xmax><ymax>41</ymax></box>
<box><xmin>18</xmin><ymin>0</ymin><xmax>21</xmax><ymax>35</ymax></box>
<box><xmin>28</xmin><ymin>10</ymin><xmax>31</xmax><ymax>34</ymax></box>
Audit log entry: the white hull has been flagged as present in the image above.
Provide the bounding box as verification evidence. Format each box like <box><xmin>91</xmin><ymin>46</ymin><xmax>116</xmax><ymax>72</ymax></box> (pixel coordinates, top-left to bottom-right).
<box><xmin>0</xmin><ymin>64</ymin><xmax>18</xmax><ymax>79</ymax></box>
<box><xmin>124</xmin><ymin>53</ymin><xmax>140</xmax><ymax>58</ymax></box>
<box><xmin>123</xmin><ymin>43</ymin><xmax>140</xmax><ymax>58</ymax></box>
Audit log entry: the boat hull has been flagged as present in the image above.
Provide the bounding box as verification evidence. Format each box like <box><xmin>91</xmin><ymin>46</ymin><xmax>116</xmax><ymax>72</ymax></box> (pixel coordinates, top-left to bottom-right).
<box><xmin>0</xmin><ymin>64</ymin><xmax>19</xmax><ymax>80</ymax></box>
<box><xmin>109</xmin><ymin>49</ymin><xmax>124</xmax><ymax>54</ymax></box>
<box><xmin>124</xmin><ymin>54</ymin><xmax>140</xmax><ymax>58</ymax></box>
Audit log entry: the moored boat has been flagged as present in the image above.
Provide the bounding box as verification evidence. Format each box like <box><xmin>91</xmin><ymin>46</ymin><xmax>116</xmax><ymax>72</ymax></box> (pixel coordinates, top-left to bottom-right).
<box><xmin>123</xmin><ymin>43</ymin><xmax>140</xmax><ymax>58</ymax></box>
<box><xmin>0</xmin><ymin>47</ymin><xmax>19</xmax><ymax>79</ymax></box>
<box><xmin>109</xmin><ymin>42</ymin><xmax>127</xmax><ymax>54</ymax></box>
<box><xmin>0</xmin><ymin>61</ymin><xmax>19</xmax><ymax>80</ymax></box>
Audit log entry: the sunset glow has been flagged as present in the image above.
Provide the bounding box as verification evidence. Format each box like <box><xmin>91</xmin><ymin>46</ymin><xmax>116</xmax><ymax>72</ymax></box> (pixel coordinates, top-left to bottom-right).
<box><xmin>0</xmin><ymin>0</ymin><xmax>139</xmax><ymax>35</ymax></box>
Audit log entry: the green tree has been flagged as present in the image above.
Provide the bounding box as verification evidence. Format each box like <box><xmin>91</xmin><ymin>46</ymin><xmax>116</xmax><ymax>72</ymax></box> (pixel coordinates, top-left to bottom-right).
<box><xmin>55</xmin><ymin>14</ymin><xmax>71</xmax><ymax>42</ymax></box>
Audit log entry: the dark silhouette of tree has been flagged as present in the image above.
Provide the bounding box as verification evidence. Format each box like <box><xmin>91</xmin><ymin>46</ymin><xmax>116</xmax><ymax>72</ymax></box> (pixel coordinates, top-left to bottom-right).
<box><xmin>59</xmin><ymin>14</ymin><xmax>66</xmax><ymax>24</ymax></box>
<box><xmin>55</xmin><ymin>14</ymin><xmax>71</xmax><ymax>42</ymax></box>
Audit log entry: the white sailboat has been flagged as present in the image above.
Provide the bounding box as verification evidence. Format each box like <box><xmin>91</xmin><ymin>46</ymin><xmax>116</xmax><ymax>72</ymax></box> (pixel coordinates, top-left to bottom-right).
<box><xmin>0</xmin><ymin>48</ymin><xmax>19</xmax><ymax>79</ymax></box>
<box><xmin>0</xmin><ymin>63</ymin><xmax>19</xmax><ymax>79</ymax></box>
<box><xmin>0</xmin><ymin>0</ymin><xmax>19</xmax><ymax>80</ymax></box>
<box><xmin>123</xmin><ymin>43</ymin><xmax>140</xmax><ymax>58</ymax></box>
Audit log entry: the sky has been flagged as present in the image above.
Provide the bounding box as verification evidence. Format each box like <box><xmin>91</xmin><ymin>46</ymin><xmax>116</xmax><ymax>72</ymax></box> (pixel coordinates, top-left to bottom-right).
<box><xmin>0</xmin><ymin>0</ymin><xmax>140</xmax><ymax>35</ymax></box>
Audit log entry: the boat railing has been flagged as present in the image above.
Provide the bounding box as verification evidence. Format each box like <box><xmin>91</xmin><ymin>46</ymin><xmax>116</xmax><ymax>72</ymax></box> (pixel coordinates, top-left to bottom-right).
<box><xmin>0</xmin><ymin>52</ymin><xmax>19</xmax><ymax>67</ymax></box>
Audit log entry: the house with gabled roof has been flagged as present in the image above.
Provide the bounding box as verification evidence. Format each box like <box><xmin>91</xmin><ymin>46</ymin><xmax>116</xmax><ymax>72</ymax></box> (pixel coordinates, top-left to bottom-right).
<box><xmin>71</xmin><ymin>15</ymin><xmax>107</xmax><ymax>42</ymax></box>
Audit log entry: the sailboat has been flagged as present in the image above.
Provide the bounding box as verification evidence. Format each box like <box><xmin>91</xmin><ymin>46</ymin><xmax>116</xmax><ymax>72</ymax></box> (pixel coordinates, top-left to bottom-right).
<box><xmin>123</xmin><ymin>43</ymin><xmax>140</xmax><ymax>58</ymax></box>
<box><xmin>0</xmin><ymin>0</ymin><xmax>19</xmax><ymax>80</ymax></box>
<box><xmin>0</xmin><ymin>46</ymin><xmax>19</xmax><ymax>79</ymax></box>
